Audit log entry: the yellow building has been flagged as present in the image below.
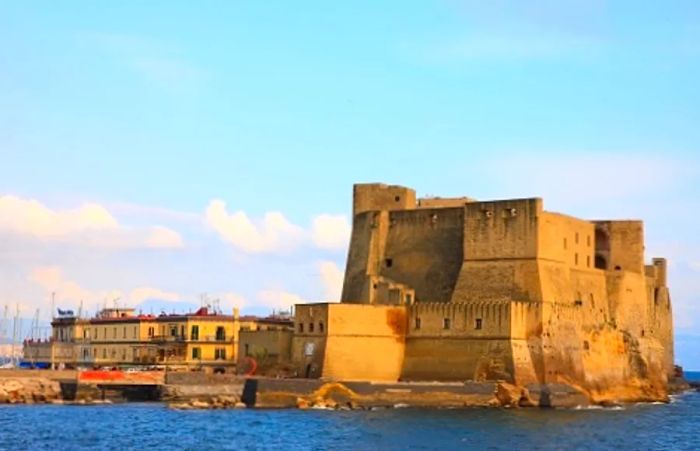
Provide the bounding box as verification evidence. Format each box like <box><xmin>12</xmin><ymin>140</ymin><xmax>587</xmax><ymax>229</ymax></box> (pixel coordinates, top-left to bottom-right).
<box><xmin>24</xmin><ymin>306</ymin><xmax>293</xmax><ymax>370</ymax></box>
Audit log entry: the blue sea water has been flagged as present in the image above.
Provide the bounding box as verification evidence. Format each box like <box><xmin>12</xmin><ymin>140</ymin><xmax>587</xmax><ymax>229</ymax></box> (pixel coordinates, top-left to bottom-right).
<box><xmin>1</xmin><ymin>374</ymin><xmax>699</xmax><ymax>451</ymax></box>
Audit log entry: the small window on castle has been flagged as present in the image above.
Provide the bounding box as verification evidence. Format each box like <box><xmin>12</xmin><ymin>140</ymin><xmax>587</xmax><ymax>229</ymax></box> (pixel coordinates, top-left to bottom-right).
<box><xmin>615</xmin><ymin>265</ymin><xmax>622</xmax><ymax>271</ymax></box>
<box><xmin>587</xmin><ymin>235</ymin><xmax>591</xmax><ymax>246</ymax></box>
<box><xmin>319</xmin><ymin>322</ymin><xmax>324</xmax><ymax>333</ymax></box>
<box><xmin>394</xmin><ymin>196</ymin><xmax>401</xmax><ymax>202</ymax></box>
<box><xmin>575</xmin><ymin>232</ymin><xmax>580</xmax><ymax>244</ymax></box>
<box><xmin>385</xmin><ymin>258</ymin><xmax>393</xmax><ymax>268</ymax></box>
<box><xmin>575</xmin><ymin>253</ymin><xmax>579</xmax><ymax>265</ymax></box>
<box><xmin>583</xmin><ymin>341</ymin><xmax>590</xmax><ymax>351</ymax></box>
<box><xmin>298</xmin><ymin>323</ymin><xmax>304</xmax><ymax>333</ymax></box>
<box><xmin>586</xmin><ymin>256</ymin><xmax>591</xmax><ymax>268</ymax></box>
<box><xmin>443</xmin><ymin>318</ymin><xmax>451</xmax><ymax>330</ymax></box>
<box><xmin>475</xmin><ymin>318</ymin><xmax>482</xmax><ymax>330</ymax></box>
<box><xmin>415</xmin><ymin>317</ymin><xmax>421</xmax><ymax>330</ymax></box>
<box><xmin>564</xmin><ymin>238</ymin><xmax>567</xmax><ymax>249</ymax></box>
<box><xmin>309</xmin><ymin>322</ymin><xmax>315</xmax><ymax>333</ymax></box>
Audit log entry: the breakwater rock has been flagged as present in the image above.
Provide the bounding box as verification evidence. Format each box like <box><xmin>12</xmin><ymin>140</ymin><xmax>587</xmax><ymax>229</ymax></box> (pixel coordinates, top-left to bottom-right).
<box><xmin>0</xmin><ymin>377</ymin><xmax>62</xmax><ymax>404</ymax></box>
<box><xmin>241</xmin><ymin>379</ymin><xmax>591</xmax><ymax>409</ymax></box>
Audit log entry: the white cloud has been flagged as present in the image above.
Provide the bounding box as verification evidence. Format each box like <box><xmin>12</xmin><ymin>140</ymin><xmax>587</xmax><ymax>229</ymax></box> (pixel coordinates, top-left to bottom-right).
<box><xmin>28</xmin><ymin>266</ymin><xmax>183</xmax><ymax>311</ymax></box>
<box><xmin>205</xmin><ymin>199</ymin><xmax>350</xmax><ymax>254</ymax></box>
<box><xmin>0</xmin><ymin>195</ymin><xmax>118</xmax><ymax>238</ymax></box>
<box><xmin>312</xmin><ymin>214</ymin><xmax>351</xmax><ymax>250</ymax></box>
<box><xmin>318</xmin><ymin>261</ymin><xmax>344</xmax><ymax>301</ymax></box>
<box><xmin>205</xmin><ymin>199</ymin><xmax>305</xmax><ymax>253</ymax></box>
<box><xmin>146</xmin><ymin>226</ymin><xmax>184</xmax><ymax>249</ymax></box>
<box><xmin>0</xmin><ymin>195</ymin><xmax>184</xmax><ymax>249</ymax></box>
<box><xmin>257</xmin><ymin>290</ymin><xmax>305</xmax><ymax>311</ymax></box>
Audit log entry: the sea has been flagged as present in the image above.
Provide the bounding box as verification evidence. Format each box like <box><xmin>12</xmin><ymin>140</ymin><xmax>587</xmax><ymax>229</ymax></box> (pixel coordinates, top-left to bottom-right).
<box><xmin>1</xmin><ymin>372</ymin><xmax>699</xmax><ymax>451</ymax></box>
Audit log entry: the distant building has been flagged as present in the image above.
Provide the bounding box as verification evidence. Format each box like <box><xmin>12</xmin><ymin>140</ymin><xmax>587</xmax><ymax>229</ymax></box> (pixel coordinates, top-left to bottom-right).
<box><xmin>23</xmin><ymin>307</ymin><xmax>293</xmax><ymax>370</ymax></box>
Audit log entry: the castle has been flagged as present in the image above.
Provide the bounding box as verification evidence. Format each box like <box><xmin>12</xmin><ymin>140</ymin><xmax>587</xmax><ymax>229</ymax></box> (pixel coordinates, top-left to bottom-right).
<box><xmin>290</xmin><ymin>183</ymin><xmax>674</xmax><ymax>401</ymax></box>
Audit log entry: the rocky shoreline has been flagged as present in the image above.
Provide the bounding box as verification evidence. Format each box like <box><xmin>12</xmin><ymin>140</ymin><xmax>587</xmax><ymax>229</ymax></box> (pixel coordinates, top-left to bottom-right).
<box><xmin>1</xmin><ymin>371</ymin><xmax>695</xmax><ymax>410</ymax></box>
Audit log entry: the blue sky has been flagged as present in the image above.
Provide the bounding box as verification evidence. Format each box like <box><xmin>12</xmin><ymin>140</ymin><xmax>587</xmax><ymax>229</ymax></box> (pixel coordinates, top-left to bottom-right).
<box><xmin>1</xmin><ymin>1</ymin><xmax>699</xmax><ymax>367</ymax></box>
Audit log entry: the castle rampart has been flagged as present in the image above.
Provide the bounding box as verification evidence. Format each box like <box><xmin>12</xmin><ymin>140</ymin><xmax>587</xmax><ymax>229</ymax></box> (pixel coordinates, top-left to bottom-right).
<box><xmin>294</xmin><ymin>183</ymin><xmax>675</xmax><ymax>402</ymax></box>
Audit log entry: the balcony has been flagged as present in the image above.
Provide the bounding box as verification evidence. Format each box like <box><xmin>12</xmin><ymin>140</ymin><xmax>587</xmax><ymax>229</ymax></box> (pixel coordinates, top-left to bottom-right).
<box><xmin>148</xmin><ymin>334</ymin><xmax>228</xmax><ymax>343</ymax></box>
<box><xmin>149</xmin><ymin>334</ymin><xmax>186</xmax><ymax>343</ymax></box>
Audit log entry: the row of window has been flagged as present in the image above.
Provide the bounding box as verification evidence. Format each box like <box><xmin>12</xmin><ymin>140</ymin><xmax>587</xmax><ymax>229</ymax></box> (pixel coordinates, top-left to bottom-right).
<box><xmin>564</xmin><ymin>232</ymin><xmax>592</xmax><ymax>249</ymax></box>
<box><xmin>573</xmin><ymin>253</ymin><xmax>592</xmax><ymax>268</ymax></box>
<box><xmin>81</xmin><ymin>326</ymin><xmax>139</xmax><ymax>340</ymax></box>
<box><xmin>414</xmin><ymin>317</ymin><xmax>483</xmax><ymax>330</ymax></box>
<box><xmin>83</xmin><ymin>347</ymin><xmax>130</xmax><ymax>360</ymax></box>
<box><xmin>191</xmin><ymin>347</ymin><xmax>227</xmax><ymax>360</ymax></box>
<box><xmin>80</xmin><ymin>325</ymin><xmax>226</xmax><ymax>341</ymax></box>
<box><xmin>298</xmin><ymin>322</ymin><xmax>325</xmax><ymax>333</ymax></box>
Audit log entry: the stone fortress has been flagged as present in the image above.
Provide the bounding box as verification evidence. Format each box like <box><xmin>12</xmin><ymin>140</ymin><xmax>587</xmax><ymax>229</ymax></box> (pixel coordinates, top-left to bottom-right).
<box><xmin>290</xmin><ymin>183</ymin><xmax>675</xmax><ymax>402</ymax></box>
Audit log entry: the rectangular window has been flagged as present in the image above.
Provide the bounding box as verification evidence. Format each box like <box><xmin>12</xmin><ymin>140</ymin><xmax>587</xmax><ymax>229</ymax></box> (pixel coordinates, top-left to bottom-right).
<box><xmin>192</xmin><ymin>347</ymin><xmax>201</xmax><ymax>359</ymax></box>
<box><xmin>586</xmin><ymin>255</ymin><xmax>591</xmax><ymax>268</ymax></box>
<box><xmin>575</xmin><ymin>253</ymin><xmax>579</xmax><ymax>265</ymax></box>
<box><xmin>113</xmin><ymin>327</ymin><xmax>117</xmax><ymax>339</ymax></box>
<box><xmin>215</xmin><ymin>326</ymin><xmax>226</xmax><ymax>341</ymax></box>
<box><xmin>405</xmin><ymin>294</ymin><xmax>412</xmax><ymax>304</ymax></box>
<box><xmin>385</xmin><ymin>258</ymin><xmax>393</xmax><ymax>268</ymax></box>
<box><xmin>215</xmin><ymin>348</ymin><xmax>226</xmax><ymax>360</ymax></box>
<box><xmin>244</xmin><ymin>344</ymin><xmax>250</xmax><ymax>356</ymax></box>
<box><xmin>575</xmin><ymin>232</ymin><xmax>580</xmax><ymax>244</ymax></box>
<box><xmin>298</xmin><ymin>323</ymin><xmax>304</xmax><ymax>333</ymax></box>
<box><xmin>309</xmin><ymin>322</ymin><xmax>315</xmax><ymax>333</ymax></box>
<box><xmin>148</xmin><ymin>327</ymin><xmax>154</xmax><ymax>337</ymax></box>
<box><xmin>587</xmin><ymin>235</ymin><xmax>591</xmax><ymax>246</ymax></box>
<box><xmin>563</xmin><ymin>238</ymin><xmax>567</xmax><ymax>249</ymax></box>
<box><xmin>133</xmin><ymin>326</ymin><xmax>137</xmax><ymax>338</ymax></box>
<box><xmin>191</xmin><ymin>325</ymin><xmax>199</xmax><ymax>340</ymax></box>
<box><xmin>415</xmin><ymin>317</ymin><xmax>421</xmax><ymax>330</ymax></box>
<box><xmin>319</xmin><ymin>322</ymin><xmax>324</xmax><ymax>333</ymax></box>
<box><xmin>443</xmin><ymin>318</ymin><xmax>451</xmax><ymax>330</ymax></box>
<box><xmin>475</xmin><ymin>318</ymin><xmax>483</xmax><ymax>330</ymax></box>
<box><xmin>123</xmin><ymin>327</ymin><xmax>126</xmax><ymax>339</ymax></box>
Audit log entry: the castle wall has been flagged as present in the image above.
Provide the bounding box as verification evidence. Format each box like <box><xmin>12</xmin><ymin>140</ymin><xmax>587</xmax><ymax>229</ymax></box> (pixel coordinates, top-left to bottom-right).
<box><xmin>594</xmin><ymin>221</ymin><xmax>645</xmax><ymax>274</ymax></box>
<box><xmin>381</xmin><ymin>208</ymin><xmax>464</xmax><ymax>302</ymax></box>
<box><xmin>402</xmin><ymin>302</ymin><xmax>513</xmax><ymax>381</ymax></box>
<box><xmin>292</xmin><ymin>304</ymin><xmax>406</xmax><ymax>382</ymax></box>
<box><xmin>450</xmin><ymin>198</ymin><xmax>543</xmax><ymax>304</ymax></box>
<box><xmin>539</xmin><ymin>212</ymin><xmax>595</xmax><ymax>269</ymax></box>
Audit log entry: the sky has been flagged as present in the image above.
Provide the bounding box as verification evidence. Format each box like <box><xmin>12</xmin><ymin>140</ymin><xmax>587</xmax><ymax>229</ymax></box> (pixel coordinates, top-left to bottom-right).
<box><xmin>1</xmin><ymin>1</ymin><xmax>699</xmax><ymax>367</ymax></box>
